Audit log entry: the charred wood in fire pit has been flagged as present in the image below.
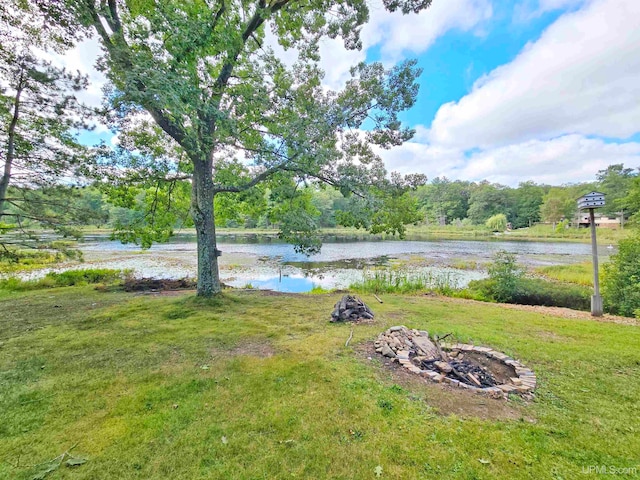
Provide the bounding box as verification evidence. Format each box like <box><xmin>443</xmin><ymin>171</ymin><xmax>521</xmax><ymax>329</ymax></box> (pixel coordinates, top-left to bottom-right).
<box><xmin>417</xmin><ymin>358</ymin><xmax>497</xmax><ymax>388</ymax></box>
<box><xmin>449</xmin><ymin>360</ymin><xmax>496</xmax><ymax>387</ymax></box>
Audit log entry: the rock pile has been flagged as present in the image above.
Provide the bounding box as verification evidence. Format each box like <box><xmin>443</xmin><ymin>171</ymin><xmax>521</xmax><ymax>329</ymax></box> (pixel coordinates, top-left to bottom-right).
<box><xmin>330</xmin><ymin>295</ymin><xmax>374</xmax><ymax>322</ymax></box>
<box><xmin>374</xmin><ymin>325</ymin><xmax>536</xmax><ymax>398</ymax></box>
<box><xmin>374</xmin><ymin>325</ymin><xmax>437</xmax><ymax>359</ymax></box>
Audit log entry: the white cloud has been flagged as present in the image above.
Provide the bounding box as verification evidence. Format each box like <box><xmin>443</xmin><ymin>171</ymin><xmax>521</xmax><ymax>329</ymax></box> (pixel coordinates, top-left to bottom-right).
<box><xmin>458</xmin><ymin>135</ymin><xmax>640</xmax><ymax>185</ymax></box>
<box><xmin>372</xmin><ymin>124</ymin><xmax>464</xmax><ymax>176</ymax></box>
<box><xmin>278</xmin><ymin>0</ymin><xmax>493</xmax><ymax>90</ymax></box>
<box><xmin>42</xmin><ymin>1</ymin><xmax>493</xmax><ymax>106</ymax></box>
<box><xmin>39</xmin><ymin>38</ymin><xmax>106</xmax><ymax>108</ymax></box>
<box><xmin>377</xmin><ymin>134</ymin><xmax>640</xmax><ymax>186</ymax></box>
<box><xmin>514</xmin><ymin>0</ymin><xmax>586</xmax><ymax>22</ymax></box>
<box><xmin>429</xmin><ymin>0</ymin><xmax>640</xmax><ymax>150</ymax></box>
<box><xmin>363</xmin><ymin>0</ymin><xmax>492</xmax><ymax>62</ymax></box>
<box><xmin>536</xmin><ymin>0</ymin><xmax>585</xmax><ymax>13</ymax></box>
<box><xmin>318</xmin><ymin>37</ymin><xmax>367</xmax><ymax>90</ymax></box>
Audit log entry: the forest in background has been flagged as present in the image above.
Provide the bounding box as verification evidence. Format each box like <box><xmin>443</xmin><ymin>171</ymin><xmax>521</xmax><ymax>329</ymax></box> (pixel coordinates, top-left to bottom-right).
<box><xmin>4</xmin><ymin>163</ymin><xmax>637</xmax><ymax>237</ymax></box>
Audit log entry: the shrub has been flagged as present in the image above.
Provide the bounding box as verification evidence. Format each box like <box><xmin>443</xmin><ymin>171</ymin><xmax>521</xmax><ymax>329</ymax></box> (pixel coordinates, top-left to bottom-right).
<box><xmin>486</xmin><ymin>251</ymin><xmax>524</xmax><ymax>302</ymax></box>
<box><xmin>44</xmin><ymin>269</ymin><xmax>125</xmax><ymax>286</ymax></box>
<box><xmin>602</xmin><ymin>232</ymin><xmax>640</xmax><ymax>317</ymax></box>
<box><xmin>0</xmin><ymin>269</ymin><xmax>127</xmax><ymax>291</ymax></box>
<box><xmin>485</xmin><ymin>214</ymin><xmax>508</xmax><ymax>232</ymax></box>
<box><xmin>469</xmin><ymin>251</ymin><xmax>590</xmax><ymax>310</ymax></box>
<box><xmin>467</xmin><ymin>277</ymin><xmax>590</xmax><ymax>310</ymax></box>
<box><xmin>511</xmin><ymin>278</ymin><xmax>590</xmax><ymax>310</ymax></box>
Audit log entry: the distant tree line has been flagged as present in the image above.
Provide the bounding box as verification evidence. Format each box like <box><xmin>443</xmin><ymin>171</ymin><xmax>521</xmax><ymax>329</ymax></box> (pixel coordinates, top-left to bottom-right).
<box><xmin>410</xmin><ymin>164</ymin><xmax>639</xmax><ymax>230</ymax></box>
<box><xmin>38</xmin><ymin>163</ymin><xmax>637</xmax><ymax>235</ymax></box>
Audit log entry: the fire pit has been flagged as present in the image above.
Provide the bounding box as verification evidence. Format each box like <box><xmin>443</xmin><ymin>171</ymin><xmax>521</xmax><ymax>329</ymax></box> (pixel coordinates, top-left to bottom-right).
<box><xmin>374</xmin><ymin>326</ymin><xmax>536</xmax><ymax>399</ymax></box>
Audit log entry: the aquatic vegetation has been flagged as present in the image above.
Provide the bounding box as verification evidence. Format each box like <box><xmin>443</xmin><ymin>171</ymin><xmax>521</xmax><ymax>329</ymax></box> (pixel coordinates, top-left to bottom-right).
<box><xmin>349</xmin><ymin>267</ymin><xmax>460</xmax><ymax>294</ymax></box>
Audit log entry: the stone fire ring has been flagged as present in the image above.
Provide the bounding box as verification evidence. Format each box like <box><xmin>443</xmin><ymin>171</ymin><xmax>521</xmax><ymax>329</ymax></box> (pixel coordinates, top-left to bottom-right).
<box><xmin>376</xmin><ymin>327</ymin><xmax>536</xmax><ymax>399</ymax></box>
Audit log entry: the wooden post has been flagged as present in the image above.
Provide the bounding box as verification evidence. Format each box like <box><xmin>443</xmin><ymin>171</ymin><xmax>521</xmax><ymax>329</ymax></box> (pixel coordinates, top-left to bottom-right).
<box><xmin>589</xmin><ymin>208</ymin><xmax>603</xmax><ymax>316</ymax></box>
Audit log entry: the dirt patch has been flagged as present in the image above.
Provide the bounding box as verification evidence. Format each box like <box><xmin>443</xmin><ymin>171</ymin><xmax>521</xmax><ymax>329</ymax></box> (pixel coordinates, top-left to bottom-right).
<box><xmin>229</xmin><ymin>341</ymin><xmax>277</xmax><ymax>358</ymax></box>
<box><xmin>210</xmin><ymin>340</ymin><xmax>277</xmax><ymax>359</ymax></box>
<box><xmin>356</xmin><ymin>342</ymin><xmax>532</xmax><ymax>421</ymax></box>
<box><xmin>462</xmin><ymin>351</ymin><xmax>516</xmax><ymax>384</ymax></box>
<box><xmin>123</xmin><ymin>277</ymin><xmax>197</xmax><ymax>292</ymax></box>
<box><xmin>157</xmin><ymin>289</ymin><xmax>197</xmax><ymax>297</ymax></box>
<box><xmin>436</xmin><ymin>296</ymin><xmax>639</xmax><ymax>326</ymax></box>
<box><xmin>536</xmin><ymin>330</ymin><xmax>567</xmax><ymax>341</ymax></box>
<box><xmin>238</xmin><ymin>289</ymin><xmax>305</xmax><ymax>297</ymax></box>
<box><xmin>158</xmin><ymin>348</ymin><xmax>189</xmax><ymax>374</ymax></box>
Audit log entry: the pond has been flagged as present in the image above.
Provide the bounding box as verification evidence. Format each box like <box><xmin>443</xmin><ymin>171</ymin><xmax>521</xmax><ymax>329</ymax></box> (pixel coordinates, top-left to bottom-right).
<box><xmin>18</xmin><ymin>233</ymin><xmax>610</xmax><ymax>293</ymax></box>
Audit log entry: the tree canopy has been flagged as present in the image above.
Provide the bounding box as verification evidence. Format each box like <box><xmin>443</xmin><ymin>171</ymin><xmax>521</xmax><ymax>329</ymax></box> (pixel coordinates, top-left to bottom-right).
<box><xmin>0</xmin><ymin>4</ymin><xmax>94</xmax><ymax>256</ymax></box>
<box><xmin>26</xmin><ymin>0</ymin><xmax>432</xmax><ymax>295</ymax></box>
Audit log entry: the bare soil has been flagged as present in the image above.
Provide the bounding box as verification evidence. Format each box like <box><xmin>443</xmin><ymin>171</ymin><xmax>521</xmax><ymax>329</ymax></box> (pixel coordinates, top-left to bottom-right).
<box><xmin>460</xmin><ymin>351</ymin><xmax>517</xmax><ymax>384</ymax></box>
<box><xmin>210</xmin><ymin>340</ymin><xmax>277</xmax><ymax>359</ymax></box>
<box><xmin>123</xmin><ymin>277</ymin><xmax>196</xmax><ymax>292</ymax></box>
<box><xmin>357</xmin><ymin>342</ymin><xmax>533</xmax><ymax>421</ymax></box>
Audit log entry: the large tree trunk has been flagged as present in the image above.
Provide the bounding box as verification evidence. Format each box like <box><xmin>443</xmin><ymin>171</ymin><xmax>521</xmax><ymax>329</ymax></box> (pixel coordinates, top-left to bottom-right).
<box><xmin>191</xmin><ymin>157</ymin><xmax>221</xmax><ymax>296</ymax></box>
<box><xmin>0</xmin><ymin>155</ymin><xmax>12</xmax><ymax>217</ymax></box>
<box><xmin>0</xmin><ymin>82</ymin><xmax>23</xmax><ymax>216</ymax></box>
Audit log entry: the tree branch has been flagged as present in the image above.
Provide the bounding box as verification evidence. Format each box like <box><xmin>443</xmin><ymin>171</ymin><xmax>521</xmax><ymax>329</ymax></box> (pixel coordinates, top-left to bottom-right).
<box><xmin>107</xmin><ymin>0</ymin><xmax>123</xmax><ymax>33</ymax></box>
<box><xmin>208</xmin><ymin>0</ymin><xmax>291</xmax><ymax>134</ymax></box>
<box><xmin>84</xmin><ymin>0</ymin><xmax>113</xmax><ymax>46</ymax></box>
<box><xmin>83</xmin><ymin>1</ymin><xmax>189</xmax><ymax>150</ymax></box>
<box><xmin>213</xmin><ymin>160</ymin><xmax>289</xmax><ymax>193</ymax></box>
<box><xmin>212</xmin><ymin>0</ymin><xmax>226</xmax><ymax>30</ymax></box>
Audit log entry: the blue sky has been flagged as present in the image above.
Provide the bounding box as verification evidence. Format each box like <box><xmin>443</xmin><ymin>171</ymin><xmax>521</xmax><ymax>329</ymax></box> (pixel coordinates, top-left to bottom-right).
<box><xmin>339</xmin><ymin>0</ymin><xmax>640</xmax><ymax>186</ymax></box>
<box><xmin>400</xmin><ymin>3</ymin><xmax>571</xmax><ymax>126</ymax></box>
<box><xmin>68</xmin><ymin>0</ymin><xmax>640</xmax><ymax>186</ymax></box>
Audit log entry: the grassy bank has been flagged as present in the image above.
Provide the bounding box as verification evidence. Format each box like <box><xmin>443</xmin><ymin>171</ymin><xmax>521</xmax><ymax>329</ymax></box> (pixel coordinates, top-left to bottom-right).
<box><xmin>81</xmin><ymin>224</ymin><xmax>631</xmax><ymax>244</ymax></box>
<box><xmin>504</xmin><ymin>224</ymin><xmax>627</xmax><ymax>244</ymax></box>
<box><xmin>1</xmin><ymin>287</ymin><xmax>639</xmax><ymax>479</ymax></box>
<box><xmin>534</xmin><ymin>262</ymin><xmax>595</xmax><ymax>286</ymax></box>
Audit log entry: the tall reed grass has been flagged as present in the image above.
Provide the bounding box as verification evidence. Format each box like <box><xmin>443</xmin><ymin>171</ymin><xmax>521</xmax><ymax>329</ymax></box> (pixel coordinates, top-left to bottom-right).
<box><xmin>349</xmin><ymin>267</ymin><xmax>460</xmax><ymax>294</ymax></box>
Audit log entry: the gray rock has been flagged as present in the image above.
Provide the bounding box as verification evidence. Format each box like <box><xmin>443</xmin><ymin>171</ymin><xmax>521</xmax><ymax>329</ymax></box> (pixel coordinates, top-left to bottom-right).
<box><xmin>413</xmin><ymin>336</ymin><xmax>438</xmax><ymax>359</ymax></box>
<box><xmin>381</xmin><ymin>345</ymin><xmax>397</xmax><ymax>358</ymax></box>
<box><xmin>434</xmin><ymin>361</ymin><xmax>453</xmax><ymax>373</ymax></box>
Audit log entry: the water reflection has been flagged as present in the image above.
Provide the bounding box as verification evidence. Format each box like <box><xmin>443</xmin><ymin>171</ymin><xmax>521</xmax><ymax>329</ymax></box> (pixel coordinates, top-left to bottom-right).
<box><xmin>16</xmin><ymin>234</ymin><xmax>609</xmax><ymax>293</ymax></box>
<box><xmin>227</xmin><ymin>275</ymin><xmax>318</xmax><ymax>293</ymax></box>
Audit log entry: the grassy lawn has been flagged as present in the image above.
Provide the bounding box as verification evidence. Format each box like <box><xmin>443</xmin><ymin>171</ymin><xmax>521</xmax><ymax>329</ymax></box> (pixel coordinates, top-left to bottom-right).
<box><xmin>534</xmin><ymin>263</ymin><xmax>596</xmax><ymax>286</ymax></box>
<box><xmin>1</xmin><ymin>288</ymin><xmax>639</xmax><ymax>479</ymax></box>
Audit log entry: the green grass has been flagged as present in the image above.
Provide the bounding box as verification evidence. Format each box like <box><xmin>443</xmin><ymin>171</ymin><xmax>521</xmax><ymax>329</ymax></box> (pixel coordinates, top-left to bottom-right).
<box><xmin>75</xmin><ymin>225</ymin><xmax>632</xmax><ymax>246</ymax></box>
<box><xmin>1</xmin><ymin>288</ymin><xmax>639</xmax><ymax>479</ymax></box>
<box><xmin>0</xmin><ymin>250</ymin><xmax>67</xmax><ymax>274</ymax></box>
<box><xmin>507</xmin><ymin>225</ymin><xmax>628</xmax><ymax>244</ymax></box>
<box><xmin>534</xmin><ymin>263</ymin><xmax>596</xmax><ymax>286</ymax></box>
<box><xmin>350</xmin><ymin>268</ymin><xmax>459</xmax><ymax>294</ymax></box>
<box><xmin>450</xmin><ymin>259</ymin><xmax>483</xmax><ymax>270</ymax></box>
<box><xmin>0</xmin><ymin>269</ymin><xmax>127</xmax><ymax>291</ymax></box>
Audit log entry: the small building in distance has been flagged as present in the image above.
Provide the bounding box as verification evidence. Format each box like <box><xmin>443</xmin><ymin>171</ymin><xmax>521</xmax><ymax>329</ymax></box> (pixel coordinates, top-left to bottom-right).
<box><xmin>576</xmin><ymin>212</ymin><xmax>622</xmax><ymax>229</ymax></box>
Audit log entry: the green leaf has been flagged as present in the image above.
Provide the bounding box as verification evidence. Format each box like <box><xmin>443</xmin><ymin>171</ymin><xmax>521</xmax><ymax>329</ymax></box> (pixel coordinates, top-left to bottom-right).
<box><xmin>31</xmin><ymin>463</ymin><xmax>59</xmax><ymax>480</ymax></box>
<box><xmin>66</xmin><ymin>457</ymin><xmax>87</xmax><ymax>467</ymax></box>
<box><xmin>374</xmin><ymin>465</ymin><xmax>383</xmax><ymax>477</ymax></box>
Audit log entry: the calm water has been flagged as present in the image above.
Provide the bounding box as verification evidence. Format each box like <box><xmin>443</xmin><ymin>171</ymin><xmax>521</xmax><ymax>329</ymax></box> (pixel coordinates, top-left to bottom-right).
<box><xmin>20</xmin><ymin>234</ymin><xmax>610</xmax><ymax>292</ymax></box>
